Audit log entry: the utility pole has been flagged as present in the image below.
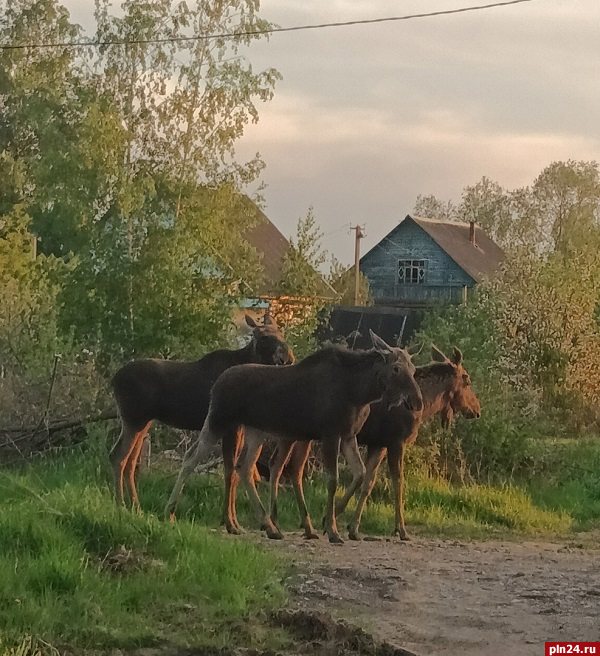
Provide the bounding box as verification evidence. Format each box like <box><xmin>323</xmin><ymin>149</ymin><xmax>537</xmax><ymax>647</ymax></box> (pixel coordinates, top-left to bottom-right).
<box><xmin>351</xmin><ymin>225</ymin><xmax>364</xmax><ymax>306</ymax></box>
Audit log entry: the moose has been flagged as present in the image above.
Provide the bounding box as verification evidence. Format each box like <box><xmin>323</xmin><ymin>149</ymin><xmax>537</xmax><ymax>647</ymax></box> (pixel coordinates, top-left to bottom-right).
<box><xmin>265</xmin><ymin>341</ymin><xmax>481</xmax><ymax>541</ymax></box>
<box><xmin>110</xmin><ymin>315</ymin><xmax>294</xmax><ymax>508</ymax></box>
<box><xmin>165</xmin><ymin>331</ymin><xmax>423</xmax><ymax>544</ymax></box>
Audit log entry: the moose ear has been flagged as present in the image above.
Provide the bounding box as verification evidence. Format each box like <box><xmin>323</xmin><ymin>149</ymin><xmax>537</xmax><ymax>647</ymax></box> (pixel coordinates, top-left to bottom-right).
<box><xmin>430</xmin><ymin>344</ymin><xmax>448</xmax><ymax>363</ymax></box>
<box><xmin>245</xmin><ymin>314</ymin><xmax>258</xmax><ymax>328</ymax></box>
<box><xmin>370</xmin><ymin>329</ymin><xmax>392</xmax><ymax>353</ymax></box>
<box><xmin>265</xmin><ymin>314</ymin><xmax>280</xmax><ymax>328</ymax></box>
<box><xmin>451</xmin><ymin>347</ymin><xmax>463</xmax><ymax>365</ymax></box>
<box><xmin>406</xmin><ymin>342</ymin><xmax>423</xmax><ymax>358</ymax></box>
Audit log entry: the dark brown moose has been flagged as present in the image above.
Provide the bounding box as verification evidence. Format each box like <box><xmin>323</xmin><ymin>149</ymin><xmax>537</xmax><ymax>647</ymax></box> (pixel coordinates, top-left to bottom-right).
<box><xmin>164</xmin><ymin>331</ymin><xmax>423</xmax><ymax>544</ymax></box>
<box><xmin>269</xmin><ymin>341</ymin><xmax>481</xmax><ymax>541</ymax></box>
<box><xmin>110</xmin><ymin>315</ymin><xmax>293</xmax><ymax>508</ymax></box>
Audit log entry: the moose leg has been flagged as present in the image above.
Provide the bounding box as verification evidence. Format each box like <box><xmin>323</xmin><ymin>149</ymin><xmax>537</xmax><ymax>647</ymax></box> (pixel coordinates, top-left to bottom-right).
<box><xmin>268</xmin><ymin>446</ymin><xmax>281</xmax><ymax>525</ymax></box>
<box><xmin>388</xmin><ymin>440</ymin><xmax>410</xmax><ymax>540</ymax></box>
<box><xmin>239</xmin><ymin>441</ymin><xmax>263</xmax><ymax>485</ymax></box>
<box><xmin>164</xmin><ymin>422</ymin><xmax>216</xmax><ymax>521</ymax></box>
<box><xmin>266</xmin><ymin>439</ymin><xmax>295</xmax><ymax>533</ymax></box>
<box><xmin>321</xmin><ymin>436</ymin><xmax>344</xmax><ymax>544</ymax></box>
<box><xmin>334</xmin><ymin>438</ymin><xmax>372</xmax><ymax>516</ymax></box>
<box><xmin>125</xmin><ymin>422</ymin><xmax>151</xmax><ymax>512</ymax></box>
<box><xmin>347</xmin><ymin>445</ymin><xmax>386</xmax><ymax>541</ymax></box>
<box><xmin>109</xmin><ymin>420</ymin><xmax>146</xmax><ymax>506</ymax></box>
<box><xmin>223</xmin><ymin>426</ymin><xmax>244</xmax><ymax>534</ymax></box>
<box><xmin>239</xmin><ymin>429</ymin><xmax>282</xmax><ymax>539</ymax></box>
<box><xmin>286</xmin><ymin>441</ymin><xmax>318</xmax><ymax>540</ymax></box>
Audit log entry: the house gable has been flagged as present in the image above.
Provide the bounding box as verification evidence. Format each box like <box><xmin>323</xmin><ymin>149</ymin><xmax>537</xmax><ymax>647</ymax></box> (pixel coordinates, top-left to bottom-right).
<box><xmin>360</xmin><ymin>216</ymin><xmax>478</xmax><ymax>304</ymax></box>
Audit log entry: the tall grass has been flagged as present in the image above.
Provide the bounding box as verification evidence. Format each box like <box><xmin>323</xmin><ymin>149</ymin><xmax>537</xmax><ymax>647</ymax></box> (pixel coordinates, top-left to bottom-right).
<box><xmin>140</xmin><ymin>451</ymin><xmax>591</xmax><ymax>543</ymax></box>
<box><xmin>0</xmin><ymin>436</ymin><xmax>285</xmax><ymax>652</ymax></box>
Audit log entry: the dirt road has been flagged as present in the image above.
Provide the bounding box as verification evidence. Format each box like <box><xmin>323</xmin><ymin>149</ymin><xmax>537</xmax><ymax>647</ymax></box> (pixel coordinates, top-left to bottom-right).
<box><xmin>266</xmin><ymin>533</ymin><xmax>600</xmax><ymax>656</ymax></box>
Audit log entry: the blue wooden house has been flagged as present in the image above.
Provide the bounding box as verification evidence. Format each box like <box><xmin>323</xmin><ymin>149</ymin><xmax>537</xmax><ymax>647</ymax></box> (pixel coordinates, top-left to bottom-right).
<box><xmin>360</xmin><ymin>215</ymin><xmax>504</xmax><ymax>306</ymax></box>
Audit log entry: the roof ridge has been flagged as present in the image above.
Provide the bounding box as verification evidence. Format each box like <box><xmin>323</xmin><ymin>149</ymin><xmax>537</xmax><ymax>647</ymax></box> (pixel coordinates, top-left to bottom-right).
<box><xmin>409</xmin><ymin>214</ymin><xmax>470</xmax><ymax>227</ymax></box>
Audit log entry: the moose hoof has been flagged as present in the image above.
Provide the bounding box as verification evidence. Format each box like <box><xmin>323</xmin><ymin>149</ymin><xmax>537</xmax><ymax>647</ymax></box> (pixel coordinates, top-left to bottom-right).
<box><xmin>304</xmin><ymin>530</ymin><xmax>320</xmax><ymax>540</ymax></box>
<box><xmin>393</xmin><ymin>527</ymin><xmax>410</xmax><ymax>541</ymax></box>
<box><xmin>348</xmin><ymin>526</ymin><xmax>362</xmax><ymax>541</ymax></box>
<box><xmin>328</xmin><ymin>532</ymin><xmax>344</xmax><ymax>545</ymax></box>
<box><xmin>266</xmin><ymin>527</ymin><xmax>284</xmax><ymax>540</ymax></box>
<box><xmin>226</xmin><ymin>524</ymin><xmax>244</xmax><ymax>536</ymax></box>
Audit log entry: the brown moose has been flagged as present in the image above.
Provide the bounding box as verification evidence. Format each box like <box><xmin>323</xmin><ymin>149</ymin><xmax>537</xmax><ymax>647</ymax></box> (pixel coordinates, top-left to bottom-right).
<box><xmin>164</xmin><ymin>332</ymin><xmax>423</xmax><ymax>544</ymax></box>
<box><xmin>110</xmin><ymin>315</ymin><xmax>293</xmax><ymax>508</ymax></box>
<box><xmin>267</xmin><ymin>341</ymin><xmax>481</xmax><ymax>541</ymax></box>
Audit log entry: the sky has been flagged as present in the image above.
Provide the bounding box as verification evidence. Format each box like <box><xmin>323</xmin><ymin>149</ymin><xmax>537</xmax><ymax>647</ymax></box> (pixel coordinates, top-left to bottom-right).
<box><xmin>63</xmin><ymin>0</ymin><xmax>600</xmax><ymax>264</ymax></box>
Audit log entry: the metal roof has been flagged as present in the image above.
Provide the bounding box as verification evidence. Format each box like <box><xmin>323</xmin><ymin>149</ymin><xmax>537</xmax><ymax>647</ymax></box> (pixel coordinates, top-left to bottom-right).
<box><xmin>362</xmin><ymin>214</ymin><xmax>505</xmax><ymax>283</ymax></box>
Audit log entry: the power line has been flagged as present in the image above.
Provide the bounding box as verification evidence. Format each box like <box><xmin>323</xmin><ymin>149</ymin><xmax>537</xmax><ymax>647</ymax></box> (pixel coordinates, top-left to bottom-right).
<box><xmin>322</xmin><ymin>223</ymin><xmax>351</xmax><ymax>238</ymax></box>
<box><xmin>0</xmin><ymin>0</ymin><xmax>538</xmax><ymax>51</ymax></box>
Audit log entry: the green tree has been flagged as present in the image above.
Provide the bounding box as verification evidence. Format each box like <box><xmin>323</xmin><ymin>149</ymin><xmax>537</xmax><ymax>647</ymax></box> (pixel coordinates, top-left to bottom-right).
<box><xmin>272</xmin><ymin>208</ymin><xmax>333</xmax><ymax>357</ymax></box>
<box><xmin>1</xmin><ymin>0</ymin><xmax>280</xmax><ymax>362</ymax></box>
<box><xmin>459</xmin><ymin>177</ymin><xmax>514</xmax><ymax>248</ymax></box>
<box><xmin>413</xmin><ymin>161</ymin><xmax>600</xmax><ymax>255</ymax></box>
<box><xmin>328</xmin><ymin>256</ymin><xmax>371</xmax><ymax>306</ymax></box>
<box><xmin>277</xmin><ymin>207</ymin><xmax>328</xmax><ymax>299</ymax></box>
<box><xmin>413</xmin><ymin>194</ymin><xmax>458</xmax><ymax>221</ymax></box>
<box><xmin>529</xmin><ymin>160</ymin><xmax>600</xmax><ymax>254</ymax></box>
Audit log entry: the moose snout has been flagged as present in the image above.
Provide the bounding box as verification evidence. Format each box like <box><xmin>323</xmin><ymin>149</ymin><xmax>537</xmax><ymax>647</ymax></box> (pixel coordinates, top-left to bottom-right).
<box><xmin>406</xmin><ymin>390</ymin><xmax>424</xmax><ymax>413</ymax></box>
<box><xmin>275</xmin><ymin>347</ymin><xmax>295</xmax><ymax>365</ymax></box>
<box><xmin>402</xmin><ymin>383</ymin><xmax>423</xmax><ymax>412</ymax></box>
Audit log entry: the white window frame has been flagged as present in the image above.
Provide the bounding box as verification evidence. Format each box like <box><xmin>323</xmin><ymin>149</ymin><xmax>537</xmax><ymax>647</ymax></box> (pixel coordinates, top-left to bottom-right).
<box><xmin>398</xmin><ymin>259</ymin><xmax>427</xmax><ymax>285</ymax></box>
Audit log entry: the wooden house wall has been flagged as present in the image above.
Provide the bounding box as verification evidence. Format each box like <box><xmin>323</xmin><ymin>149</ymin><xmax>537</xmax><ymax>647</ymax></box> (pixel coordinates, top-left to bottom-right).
<box><xmin>361</xmin><ymin>219</ymin><xmax>475</xmax><ymax>304</ymax></box>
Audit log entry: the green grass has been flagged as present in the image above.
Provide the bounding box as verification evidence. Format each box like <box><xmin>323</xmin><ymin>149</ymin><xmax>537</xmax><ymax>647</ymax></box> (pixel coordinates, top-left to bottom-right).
<box><xmin>139</xmin><ymin>455</ymin><xmax>594</xmax><ymax>543</ymax></box>
<box><xmin>142</xmin><ymin>441</ymin><xmax>599</xmax><ymax>543</ymax></box>
<box><xmin>361</xmin><ymin>475</ymin><xmax>573</xmax><ymax>539</ymax></box>
<box><xmin>525</xmin><ymin>437</ymin><xmax>600</xmax><ymax>530</ymax></box>
<box><xmin>0</xmin><ymin>446</ymin><xmax>286</xmax><ymax>653</ymax></box>
<box><xmin>1</xmin><ymin>431</ymin><xmax>599</xmax><ymax>653</ymax></box>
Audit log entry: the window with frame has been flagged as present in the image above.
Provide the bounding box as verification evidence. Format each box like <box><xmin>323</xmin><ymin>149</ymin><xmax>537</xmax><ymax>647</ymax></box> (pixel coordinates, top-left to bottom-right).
<box><xmin>398</xmin><ymin>259</ymin><xmax>427</xmax><ymax>284</ymax></box>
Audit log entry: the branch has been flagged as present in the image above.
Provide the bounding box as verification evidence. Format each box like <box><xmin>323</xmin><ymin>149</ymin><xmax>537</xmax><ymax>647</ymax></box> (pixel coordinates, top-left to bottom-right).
<box><xmin>1</xmin><ymin>410</ymin><xmax>118</xmax><ymax>439</ymax></box>
<box><xmin>30</xmin><ymin>353</ymin><xmax>61</xmax><ymax>438</ymax></box>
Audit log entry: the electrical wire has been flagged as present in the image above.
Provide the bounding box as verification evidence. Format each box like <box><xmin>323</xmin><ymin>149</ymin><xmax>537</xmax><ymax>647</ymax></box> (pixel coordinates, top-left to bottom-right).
<box><xmin>0</xmin><ymin>0</ymin><xmax>539</xmax><ymax>51</ymax></box>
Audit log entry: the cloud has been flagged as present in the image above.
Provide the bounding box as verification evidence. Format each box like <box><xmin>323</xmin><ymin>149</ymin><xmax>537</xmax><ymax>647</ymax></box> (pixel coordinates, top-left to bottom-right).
<box><xmin>60</xmin><ymin>0</ymin><xmax>600</xmax><ymax>262</ymax></box>
<box><xmin>238</xmin><ymin>85</ymin><xmax>600</xmax><ymax>259</ymax></box>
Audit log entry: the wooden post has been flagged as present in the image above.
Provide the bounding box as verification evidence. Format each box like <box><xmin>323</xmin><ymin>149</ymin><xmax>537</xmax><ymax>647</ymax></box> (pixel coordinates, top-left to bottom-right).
<box><xmin>351</xmin><ymin>225</ymin><xmax>364</xmax><ymax>306</ymax></box>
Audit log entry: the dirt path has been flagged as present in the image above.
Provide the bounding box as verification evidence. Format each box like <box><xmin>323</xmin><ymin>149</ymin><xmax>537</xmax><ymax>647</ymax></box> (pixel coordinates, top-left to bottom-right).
<box><xmin>261</xmin><ymin>533</ymin><xmax>600</xmax><ymax>656</ymax></box>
